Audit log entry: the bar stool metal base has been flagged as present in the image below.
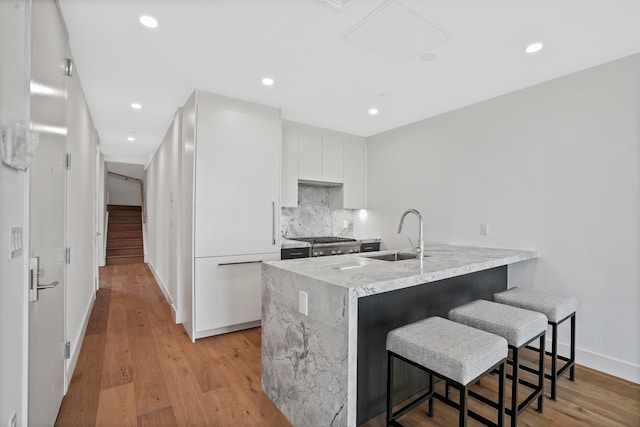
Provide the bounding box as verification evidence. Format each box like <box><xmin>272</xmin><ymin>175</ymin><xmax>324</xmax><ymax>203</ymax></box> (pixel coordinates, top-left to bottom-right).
<box><xmin>387</xmin><ymin>351</ymin><xmax>506</xmax><ymax>427</ymax></box>
<box><xmin>523</xmin><ymin>312</ymin><xmax>576</xmax><ymax>400</ymax></box>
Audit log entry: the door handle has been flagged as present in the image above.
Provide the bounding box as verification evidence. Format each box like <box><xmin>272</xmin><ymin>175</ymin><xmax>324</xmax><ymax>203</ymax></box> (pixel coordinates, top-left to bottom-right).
<box><xmin>30</xmin><ymin>256</ymin><xmax>61</xmax><ymax>302</ymax></box>
<box><xmin>218</xmin><ymin>261</ymin><xmax>263</xmax><ymax>267</ymax></box>
<box><xmin>37</xmin><ymin>281</ymin><xmax>59</xmax><ymax>290</ymax></box>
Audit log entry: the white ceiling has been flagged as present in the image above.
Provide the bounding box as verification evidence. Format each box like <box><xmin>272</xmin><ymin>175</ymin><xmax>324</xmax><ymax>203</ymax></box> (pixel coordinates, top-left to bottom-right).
<box><xmin>58</xmin><ymin>0</ymin><xmax>640</xmax><ymax>165</ymax></box>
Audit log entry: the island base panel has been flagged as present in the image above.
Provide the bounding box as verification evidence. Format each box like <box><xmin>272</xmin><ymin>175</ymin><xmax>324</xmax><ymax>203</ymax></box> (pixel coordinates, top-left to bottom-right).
<box><xmin>356</xmin><ymin>266</ymin><xmax>507</xmax><ymax>425</ymax></box>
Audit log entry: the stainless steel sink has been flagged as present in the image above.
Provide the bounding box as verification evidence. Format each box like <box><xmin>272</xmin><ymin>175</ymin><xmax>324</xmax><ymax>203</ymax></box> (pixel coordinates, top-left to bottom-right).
<box><xmin>362</xmin><ymin>252</ymin><xmax>428</xmax><ymax>262</ymax></box>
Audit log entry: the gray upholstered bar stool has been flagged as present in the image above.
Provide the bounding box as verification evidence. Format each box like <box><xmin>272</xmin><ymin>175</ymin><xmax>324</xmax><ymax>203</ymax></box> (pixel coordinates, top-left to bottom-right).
<box><xmin>386</xmin><ymin>316</ymin><xmax>508</xmax><ymax>427</ymax></box>
<box><xmin>493</xmin><ymin>287</ymin><xmax>577</xmax><ymax>400</ymax></box>
<box><xmin>449</xmin><ymin>300</ymin><xmax>547</xmax><ymax>427</ymax></box>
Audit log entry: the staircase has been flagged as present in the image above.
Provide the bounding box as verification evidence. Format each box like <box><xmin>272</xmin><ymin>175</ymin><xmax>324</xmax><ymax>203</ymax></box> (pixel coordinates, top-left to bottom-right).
<box><xmin>106</xmin><ymin>205</ymin><xmax>144</xmax><ymax>265</ymax></box>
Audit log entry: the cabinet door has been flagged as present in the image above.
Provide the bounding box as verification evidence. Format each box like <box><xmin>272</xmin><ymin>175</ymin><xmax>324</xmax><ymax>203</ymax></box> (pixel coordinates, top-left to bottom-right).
<box><xmin>281</xmin><ymin>125</ymin><xmax>298</xmax><ymax>207</ymax></box>
<box><xmin>343</xmin><ymin>140</ymin><xmax>366</xmax><ymax>209</ymax></box>
<box><xmin>194</xmin><ymin>102</ymin><xmax>280</xmax><ymax>257</ymax></box>
<box><xmin>297</xmin><ymin>132</ymin><xmax>322</xmax><ymax>181</ymax></box>
<box><xmin>322</xmin><ymin>137</ymin><xmax>344</xmax><ymax>183</ymax></box>
<box><xmin>194</xmin><ymin>253</ymin><xmax>279</xmax><ymax>337</ymax></box>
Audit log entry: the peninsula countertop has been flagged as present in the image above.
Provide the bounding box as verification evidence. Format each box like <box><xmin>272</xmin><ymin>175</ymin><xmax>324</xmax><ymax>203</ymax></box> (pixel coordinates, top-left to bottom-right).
<box><xmin>262</xmin><ymin>243</ymin><xmax>537</xmax><ymax>427</ymax></box>
<box><xmin>265</xmin><ymin>244</ymin><xmax>537</xmax><ymax>297</ymax></box>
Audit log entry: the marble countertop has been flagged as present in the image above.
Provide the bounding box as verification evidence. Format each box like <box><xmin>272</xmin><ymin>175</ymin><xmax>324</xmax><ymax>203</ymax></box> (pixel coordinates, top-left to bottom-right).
<box><xmin>281</xmin><ymin>239</ymin><xmax>311</xmax><ymax>249</ymax></box>
<box><xmin>265</xmin><ymin>244</ymin><xmax>537</xmax><ymax>298</ymax></box>
<box><xmin>281</xmin><ymin>237</ymin><xmax>381</xmax><ymax>249</ymax></box>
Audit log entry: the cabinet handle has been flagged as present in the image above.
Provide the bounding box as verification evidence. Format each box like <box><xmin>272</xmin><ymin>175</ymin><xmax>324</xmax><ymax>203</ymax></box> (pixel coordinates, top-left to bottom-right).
<box><xmin>272</xmin><ymin>201</ymin><xmax>276</xmax><ymax>245</ymax></box>
<box><xmin>218</xmin><ymin>260</ymin><xmax>263</xmax><ymax>267</ymax></box>
<box><xmin>289</xmin><ymin>252</ymin><xmax>302</xmax><ymax>256</ymax></box>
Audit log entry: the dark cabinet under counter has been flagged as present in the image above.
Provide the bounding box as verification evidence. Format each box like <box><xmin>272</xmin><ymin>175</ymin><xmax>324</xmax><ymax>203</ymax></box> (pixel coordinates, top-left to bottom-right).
<box><xmin>360</xmin><ymin>241</ymin><xmax>380</xmax><ymax>252</ymax></box>
<box><xmin>281</xmin><ymin>247</ymin><xmax>311</xmax><ymax>260</ymax></box>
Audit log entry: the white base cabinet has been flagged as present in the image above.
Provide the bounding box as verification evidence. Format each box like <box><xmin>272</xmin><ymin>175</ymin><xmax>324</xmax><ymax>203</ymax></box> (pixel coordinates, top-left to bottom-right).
<box><xmin>194</xmin><ymin>253</ymin><xmax>279</xmax><ymax>338</ymax></box>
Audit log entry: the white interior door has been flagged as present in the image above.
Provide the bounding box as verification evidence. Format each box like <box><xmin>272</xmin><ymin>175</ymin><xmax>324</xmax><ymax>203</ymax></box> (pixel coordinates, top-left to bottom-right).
<box><xmin>28</xmin><ymin>0</ymin><xmax>68</xmax><ymax>425</ymax></box>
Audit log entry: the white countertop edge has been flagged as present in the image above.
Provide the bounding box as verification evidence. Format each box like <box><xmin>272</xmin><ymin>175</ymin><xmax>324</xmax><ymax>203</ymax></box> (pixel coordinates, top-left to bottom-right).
<box><xmin>351</xmin><ymin>250</ymin><xmax>537</xmax><ymax>298</ymax></box>
<box><xmin>266</xmin><ymin>244</ymin><xmax>537</xmax><ymax>298</ymax></box>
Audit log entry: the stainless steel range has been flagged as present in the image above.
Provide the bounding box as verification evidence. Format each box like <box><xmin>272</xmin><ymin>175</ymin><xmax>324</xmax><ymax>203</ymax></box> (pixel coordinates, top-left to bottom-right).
<box><xmin>289</xmin><ymin>236</ymin><xmax>360</xmax><ymax>257</ymax></box>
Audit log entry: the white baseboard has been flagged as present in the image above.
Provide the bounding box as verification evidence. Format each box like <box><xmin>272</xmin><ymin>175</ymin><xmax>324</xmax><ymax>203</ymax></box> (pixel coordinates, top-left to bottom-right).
<box><xmin>65</xmin><ymin>290</ymin><xmax>96</xmax><ymax>391</ymax></box>
<box><xmin>194</xmin><ymin>320</ymin><xmax>261</xmax><ymax>340</ymax></box>
<box><xmin>544</xmin><ymin>339</ymin><xmax>639</xmax><ymax>384</ymax></box>
<box><xmin>147</xmin><ymin>260</ymin><xmax>178</xmax><ymax>321</ymax></box>
<box><xmin>570</xmin><ymin>342</ymin><xmax>639</xmax><ymax>384</ymax></box>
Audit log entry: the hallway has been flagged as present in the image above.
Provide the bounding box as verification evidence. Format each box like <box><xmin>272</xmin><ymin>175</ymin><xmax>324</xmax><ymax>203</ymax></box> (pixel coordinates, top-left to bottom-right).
<box><xmin>55</xmin><ymin>264</ymin><xmax>290</xmax><ymax>426</ymax></box>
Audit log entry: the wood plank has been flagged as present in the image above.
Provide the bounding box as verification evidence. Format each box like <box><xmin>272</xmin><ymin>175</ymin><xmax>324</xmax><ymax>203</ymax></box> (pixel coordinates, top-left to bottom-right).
<box><xmin>85</xmin><ymin>287</ymin><xmax>111</xmax><ymax>336</ymax></box>
<box><xmin>126</xmin><ymin>302</ymin><xmax>172</xmax><ymax>416</ymax></box>
<box><xmin>55</xmin><ymin>333</ymin><xmax>106</xmax><ymax>427</ymax></box>
<box><xmin>205</xmin><ymin>382</ymin><xmax>292</xmax><ymax>427</ymax></box>
<box><xmin>101</xmin><ymin>302</ymin><xmax>135</xmax><ymax>389</ymax></box>
<box><xmin>137</xmin><ymin>406</ymin><xmax>179</xmax><ymax>427</ymax></box>
<box><xmin>95</xmin><ymin>383</ymin><xmax>137</xmax><ymax>427</ymax></box>
<box><xmin>152</xmin><ymin>324</ymin><xmax>222</xmax><ymax>426</ymax></box>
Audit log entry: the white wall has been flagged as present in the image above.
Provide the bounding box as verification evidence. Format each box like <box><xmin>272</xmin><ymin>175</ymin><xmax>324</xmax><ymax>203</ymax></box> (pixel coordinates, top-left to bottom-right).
<box><xmin>0</xmin><ymin>1</ymin><xmax>29</xmax><ymax>424</ymax></box>
<box><xmin>357</xmin><ymin>53</ymin><xmax>640</xmax><ymax>383</ymax></box>
<box><xmin>65</xmin><ymin>63</ymin><xmax>98</xmax><ymax>383</ymax></box>
<box><xmin>145</xmin><ymin>110</ymin><xmax>181</xmax><ymax>319</ymax></box>
<box><xmin>105</xmin><ymin>162</ymin><xmax>144</xmax><ymax>206</ymax></box>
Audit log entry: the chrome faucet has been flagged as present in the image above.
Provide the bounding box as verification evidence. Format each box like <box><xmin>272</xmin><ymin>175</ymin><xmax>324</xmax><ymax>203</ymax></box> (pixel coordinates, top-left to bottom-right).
<box><xmin>397</xmin><ymin>209</ymin><xmax>423</xmax><ymax>262</ymax></box>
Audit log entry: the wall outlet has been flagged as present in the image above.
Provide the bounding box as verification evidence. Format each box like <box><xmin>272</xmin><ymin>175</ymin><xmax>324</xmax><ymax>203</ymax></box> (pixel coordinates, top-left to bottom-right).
<box><xmin>480</xmin><ymin>224</ymin><xmax>489</xmax><ymax>236</ymax></box>
<box><xmin>343</xmin><ymin>220</ymin><xmax>349</xmax><ymax>229</ymax></box>
<box><xmin>9</xmin><ymin>411</ymin><xmax>16</xmax><ymax>427</ymax></box>
<box><xmin>299</xmin><ymin>290</ymin><xmax>308</xmax><ymax>316</ymax></box>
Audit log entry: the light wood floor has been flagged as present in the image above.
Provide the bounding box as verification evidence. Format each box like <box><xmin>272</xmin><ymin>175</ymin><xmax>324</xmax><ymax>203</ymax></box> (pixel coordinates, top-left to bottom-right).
<box><xmin>55</xmin><ymin>263</ymin><xmax>640</xmax><ymax>426</ymax></box>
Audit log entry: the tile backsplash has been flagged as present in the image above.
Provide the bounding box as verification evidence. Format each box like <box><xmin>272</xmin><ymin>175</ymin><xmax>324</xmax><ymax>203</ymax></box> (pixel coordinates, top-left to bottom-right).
<box><xmin>281</xmin><ymin>185</ymin><xmax>354</xmax><ymax>238</ymax></box>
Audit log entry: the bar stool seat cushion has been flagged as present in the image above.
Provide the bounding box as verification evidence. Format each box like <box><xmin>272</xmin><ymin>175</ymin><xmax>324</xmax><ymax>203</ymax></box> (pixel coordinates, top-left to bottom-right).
<box><xmin>386</xmin><ymin>316</ymin><xmax>507</xmax><ymax>385</ymax></box>
<box><xmin>494</xmin><ymin>288</ymin><xmax>577</xmax><ymax>323</ymax></box>
<box><xmin>449</xmin><ymin>300</ymin><xmax>547</xmax><ymax>348</ymax></box>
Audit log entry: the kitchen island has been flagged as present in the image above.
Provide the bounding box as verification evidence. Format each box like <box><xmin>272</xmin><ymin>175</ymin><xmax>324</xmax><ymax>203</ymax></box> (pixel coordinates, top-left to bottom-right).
<box><xmin>261</xmin><ymin>244</ymin><xmax>537</xmax><ymax>426</ymax></box>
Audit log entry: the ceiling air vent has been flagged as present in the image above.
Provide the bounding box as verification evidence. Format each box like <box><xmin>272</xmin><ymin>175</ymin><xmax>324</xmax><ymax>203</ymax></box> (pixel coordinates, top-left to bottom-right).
<box><xmin>317</xmin><ymin>0</ymin><xmax>352</xmax><ymax>11</ymax></box>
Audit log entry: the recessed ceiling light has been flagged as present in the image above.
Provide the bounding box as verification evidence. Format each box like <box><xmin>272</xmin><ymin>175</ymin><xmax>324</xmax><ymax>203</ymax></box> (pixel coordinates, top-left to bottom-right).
<box><xmin>525</xmin><ymin>42</ymin><xmax>543</xmax><ymax>54</ymax></box>
<box><xmin>369</xmin><ymin>108</ymin><xmax>379</xmax><ymax>115</ymax></box>
<box><xmin>262</xmin><ymin>77</ymin><xmax>275</xmax><ymax>86</ymax></box>
<box><xmin>139</xmin><ymin>15</ymin><xmax>158</xmax><ymax>29</ymax></box>
<box><xmin>127</xmin><ymin>136</ymin><xmax>135</xmax><ymax>142</ymax></box>
<box><xmin>131</xmin><ymin>103</ymin><xmax>142</xmax><ymax>110</ymax></box>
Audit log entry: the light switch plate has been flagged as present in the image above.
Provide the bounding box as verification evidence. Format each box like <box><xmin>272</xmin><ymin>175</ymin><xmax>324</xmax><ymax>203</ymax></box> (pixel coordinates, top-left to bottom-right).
<box><xmin>11</xmin><ymin>227</ymin><xmax>23</xmax><ymax>258</ymax></box>
<box><xmin>480</xmin><ymin>224</ymin><xmax>489</xmax><ymax>236</ymax></box>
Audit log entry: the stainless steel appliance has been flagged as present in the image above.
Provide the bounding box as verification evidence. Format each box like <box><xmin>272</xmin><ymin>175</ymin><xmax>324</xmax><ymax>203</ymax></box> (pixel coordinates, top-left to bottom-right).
<box><xmin>288</xmin><ymin>236</ymin><xmax>360</xmax><ymax>257</ymax></box>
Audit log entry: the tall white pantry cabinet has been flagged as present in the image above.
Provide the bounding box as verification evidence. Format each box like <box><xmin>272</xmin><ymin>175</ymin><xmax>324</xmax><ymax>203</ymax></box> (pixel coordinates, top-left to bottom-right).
<box><xmin>180</xmin><ymin>90</ymin><xmax>281</xmax><ymax>341</ymax></box>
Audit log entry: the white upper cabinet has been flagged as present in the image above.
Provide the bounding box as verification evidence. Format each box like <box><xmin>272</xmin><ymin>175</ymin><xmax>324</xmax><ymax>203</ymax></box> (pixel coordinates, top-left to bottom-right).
<box><xmin>194</xmin><ymin>92</ymin><xmax>281</xmax><ymax>257</ymax></box>
<box><xmin>281</xmin><ymin>124</ymin><xmax>298</xmax><ymax>208</ymax></box>
<box><xmin>321</xmin><ymin>136</ymin><xmax>344</xmax><ymax>183</ymax></box>
<box><xmin>297</xmin><ymin>131</ymin><xmax>323</xmax><ymax>181</ymax></box>
<box><xmin>282</xmin><ymin>120</ymin><xmax>367</xmax><ymax>209</ymax></box>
